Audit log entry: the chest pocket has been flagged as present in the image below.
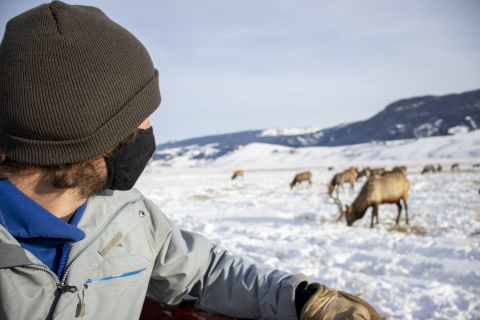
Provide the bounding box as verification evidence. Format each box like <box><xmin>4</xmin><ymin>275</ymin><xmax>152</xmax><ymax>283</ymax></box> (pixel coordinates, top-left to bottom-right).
<box><xmin>86</xmin><ymin>267</ymin><xmax>147</xmax><ymax>284</ymax></box>
<box><xmin>80</xmin><ymin>259</ymin><xmax>152</xmax><ymax>319</ymax></box>
<box><xmin>78</xmin><ymin>228</ymin><xmax>154</xmax><ymax>319</ymax></box>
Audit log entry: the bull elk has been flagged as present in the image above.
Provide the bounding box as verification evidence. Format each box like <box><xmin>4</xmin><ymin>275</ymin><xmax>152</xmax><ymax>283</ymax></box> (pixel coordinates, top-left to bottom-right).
<box><xmin>290</xmin><ymin>171</ymin><xmax>312</xmax><ymax>189</ymax></box>
<box><xmin>231</xmin><ymin>170</ymin><xmax>244</xmax><ymax>180</ymax></box>
<box><xmin>339</xmin><ymin>172</ymin><xmax>410</xmax><ymax>228</ymax></box>
<box><xmin>328</xmin><ymin>167</ymin><xmax>358</xmax><ymax>195</ymax></box>
<box><xmin>421</xmin><ymin>165</ymin><xmax>436</xmax><ymax>174</ymax></box>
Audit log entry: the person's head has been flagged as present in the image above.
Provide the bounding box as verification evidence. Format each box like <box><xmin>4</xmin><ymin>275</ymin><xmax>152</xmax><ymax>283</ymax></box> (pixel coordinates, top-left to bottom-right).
<box><xmin>0</xmin><ymin>1</ymin><xmax>161</xmax><ymax>198</ymax></box>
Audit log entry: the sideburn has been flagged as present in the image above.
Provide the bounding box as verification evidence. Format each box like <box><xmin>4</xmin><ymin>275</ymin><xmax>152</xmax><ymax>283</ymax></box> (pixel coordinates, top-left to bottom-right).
<box><xmin>50</xmin><ymin>160</ymin><xmax>108</xmax><ymax>199</ymax></box>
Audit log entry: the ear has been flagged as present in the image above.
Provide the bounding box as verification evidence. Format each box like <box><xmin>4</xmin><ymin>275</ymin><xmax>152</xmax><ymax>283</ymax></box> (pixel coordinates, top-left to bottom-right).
<box><xmin>92</xmin><ymin>156</ymin><xmax>107</xmax><ymax>175</ymax></box>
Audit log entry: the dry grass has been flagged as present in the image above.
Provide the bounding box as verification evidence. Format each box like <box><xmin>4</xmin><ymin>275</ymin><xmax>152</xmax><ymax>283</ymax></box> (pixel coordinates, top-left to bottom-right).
<box><xmin>387</xmin><ymin>224</ymin><xmax>429</xmax><ymax>235</ymax></box>
<box><xmin>191</xmin><ymin>195</ymin><xmax>213</xmax><ymax>200</ymax></box>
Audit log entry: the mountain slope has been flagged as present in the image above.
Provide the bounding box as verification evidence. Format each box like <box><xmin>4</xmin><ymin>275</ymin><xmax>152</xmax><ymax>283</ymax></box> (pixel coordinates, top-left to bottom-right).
<box><xmin>153</xmin><ymin>89</ymin><xmax>480</xmax><ymax>162</ymax></box>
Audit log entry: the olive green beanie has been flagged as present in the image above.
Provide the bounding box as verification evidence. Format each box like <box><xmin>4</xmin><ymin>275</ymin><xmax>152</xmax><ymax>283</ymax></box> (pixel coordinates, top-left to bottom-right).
<box><xmin>0</xmin><ymin>1</ymin><xmax>161</xmax><ymax>165</ymax></box>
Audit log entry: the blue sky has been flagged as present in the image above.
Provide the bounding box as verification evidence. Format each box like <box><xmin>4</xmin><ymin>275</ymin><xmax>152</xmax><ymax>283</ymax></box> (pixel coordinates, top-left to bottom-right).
<box><xmin>1</xmin><ymin>0</ymin><xmax>479</xmax><ymax>143</ymax></box>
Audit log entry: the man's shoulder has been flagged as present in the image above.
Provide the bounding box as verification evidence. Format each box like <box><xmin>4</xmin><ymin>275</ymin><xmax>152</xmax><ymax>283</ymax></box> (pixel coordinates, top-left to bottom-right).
<box><xmin>85</xmin><ymin>188</ymin><xmax>147</xmax><ymax>216</ymax></box>
<box><xmin>93</xmin><ymin>188</ymin><xmax>143</xmax><ymax>204</ymax></box>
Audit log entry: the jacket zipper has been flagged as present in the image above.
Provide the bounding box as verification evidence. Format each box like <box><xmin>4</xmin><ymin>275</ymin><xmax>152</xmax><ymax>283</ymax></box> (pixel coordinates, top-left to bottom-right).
<box><xmin>59</xmin><ymin>196</ymin><xmax>144</xmax><ymax>288</ymax></box>
<box><xmin>20</xmin><ymin>264</ymin><xmax>78</xmax><ymax>293</ymax></box>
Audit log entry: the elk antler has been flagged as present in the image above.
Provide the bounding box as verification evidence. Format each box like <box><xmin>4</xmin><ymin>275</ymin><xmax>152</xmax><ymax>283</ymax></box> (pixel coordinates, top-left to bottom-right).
<box><xmin>329</xmin><ymin>188</ymin><xmax>346</xmax><ymax>223</ymax></box>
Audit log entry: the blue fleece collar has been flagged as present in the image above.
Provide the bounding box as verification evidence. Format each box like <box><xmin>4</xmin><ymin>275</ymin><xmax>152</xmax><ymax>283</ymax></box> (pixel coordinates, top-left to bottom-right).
<box><xmin>0</xmin><ymin>178</ymin><xmax>86</xmax><ymax>243</ymax></box>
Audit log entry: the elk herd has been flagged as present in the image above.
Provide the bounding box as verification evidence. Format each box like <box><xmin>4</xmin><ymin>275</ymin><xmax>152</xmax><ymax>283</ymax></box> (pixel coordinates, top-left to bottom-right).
<box><xmin>419</xmin><ymin>162</ymin><xmax>474</xmax><ymax>173</ymax></box>
<box><xmin>231</xmin><ymin>161</ymin><xmax>471</xmax><ymax>230</ymax></box>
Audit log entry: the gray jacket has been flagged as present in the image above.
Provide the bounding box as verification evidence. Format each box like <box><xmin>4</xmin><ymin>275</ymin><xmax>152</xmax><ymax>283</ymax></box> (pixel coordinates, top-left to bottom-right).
<box><xmin>0</xmin><ymin>188</ymin><xmax>307</xmax><ymax>320</ymax></box>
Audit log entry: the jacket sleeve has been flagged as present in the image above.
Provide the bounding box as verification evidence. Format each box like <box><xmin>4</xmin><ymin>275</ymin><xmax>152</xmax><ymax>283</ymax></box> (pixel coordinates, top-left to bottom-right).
<box><xmin>143</xmin><ymin>198</ymin><xmax>308</xmax><ymax>320</ymax></box>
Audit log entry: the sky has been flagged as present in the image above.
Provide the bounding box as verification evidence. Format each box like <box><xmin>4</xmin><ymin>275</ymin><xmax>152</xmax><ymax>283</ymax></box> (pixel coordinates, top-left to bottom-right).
<box><xmin>1</xmin><ymin>0</ymin><xmax>479</xmax><ymax>144</ymax></box>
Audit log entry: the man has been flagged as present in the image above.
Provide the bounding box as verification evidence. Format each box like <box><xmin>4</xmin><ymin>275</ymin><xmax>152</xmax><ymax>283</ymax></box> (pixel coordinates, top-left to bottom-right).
<box><xmin>0</xmin><ymin>2</ymin><xmax>381</xmax><ymax>319</ymax></box>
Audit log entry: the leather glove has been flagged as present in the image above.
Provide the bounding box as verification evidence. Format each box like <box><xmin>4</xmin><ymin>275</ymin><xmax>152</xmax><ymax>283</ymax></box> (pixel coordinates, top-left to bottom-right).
<box><xmin>300</xmin><ymin>283</ymin><xmax>382</xmax><ymax>320</ymax></box>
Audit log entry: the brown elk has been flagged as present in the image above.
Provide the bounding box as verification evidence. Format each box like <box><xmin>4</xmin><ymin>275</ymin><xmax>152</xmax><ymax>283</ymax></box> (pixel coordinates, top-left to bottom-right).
<box><xmin>421</xmin><ymin>165</ymin><xmax>436</xmax><ymax>174</ymax></box>
<box><xmin>382</xmin><ymin>166</ymin><xmax>407</xmax><ymax>176</ymax></box>
<box><xmin>356</xmin><ymin>167</ymin><xmax>371</xmax><ymax>181</ymax></box>
<box><xmin>369</xmin><ymin>167</ymin><xmax>386</xmax><ymax>177</ymax></box>
<box><xmin>290</xmin><ymin>171</ymin><xmax>312</xmax><ymax>189</ymax></box>
<box><xmin>328</xmin><ymin>167</ymin><xmax>358</xmax><ymax>195</ymax></box>
<box><xmin>451</xmin><ymin>163</ymin><xmax>459</xmax><ymax>171</ymax></box>
<box><xmin>437</xmin><ymin>164</ymin><xmax>442</xmax><ymax>172</ymax></box>
<box><xmin>342</xmin><ymin>172</ymin><xmax>410</xmax><ymax>228</ymax></box>
<box><xmin>328</xmin><ymin>167</ymin><xmax>334</xmax><ymax>171</ymax></box>
<box><xmin>231</xmin><ymin>170</ymin><xmax>244</xmax><ymax>180</ymax></box>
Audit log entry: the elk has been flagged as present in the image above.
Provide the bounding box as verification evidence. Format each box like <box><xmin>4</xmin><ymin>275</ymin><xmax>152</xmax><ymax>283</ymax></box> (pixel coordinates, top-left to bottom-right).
<box><xmin>369</xmin><ymin>167</ymin><xmax>386</xmax><ymax>177</ymax></box>
<box><xmin>421</xmin><ymin>165</ymin><xmax>436</xmax><ymax>174</ymax></box>
<box><xmin>328</xmin><ymin>167</ymin><xmax>334</xmax><ymax>171</ymax></box>
<box><xmin>290</xmin><ymin>171</ymin><xmax>312</xmax><ymax>189</ymax></box>
<box><xmin>341</xmin><ymin>172</ymin><xmax>410</xmax><ymax>228</ymax></box>
<box><xmin>356</xmin><ymin>167</ymin><xmax>371</xmax><ymax>181</ymax></box>
<box><xmin>437</xmin><ymin>164</ymin><xmax>443</xmax><ymax>172</ymax></box>
<box><xmin>395</xmin><ymin>166</ymin><xmax>408</xmax><ymax>174</ymax></box>
<box><xmin>382</xmin><ymin>166</ymin><xmax>407</xmax><ymax>176</ymax></box>
<box><xmin>328</xmin><ymin>167</ymin><xmax>358</xmax><ymax>195</ymax></box>
<box><xmin>451</xmin><ymin>163</ymin><xmax>459</xmax><ymax>171</ymax></box>
<box><xmin>231</xmin><ymin>170</ymin><xmax>244</xmax><ymax>180</ymax></box>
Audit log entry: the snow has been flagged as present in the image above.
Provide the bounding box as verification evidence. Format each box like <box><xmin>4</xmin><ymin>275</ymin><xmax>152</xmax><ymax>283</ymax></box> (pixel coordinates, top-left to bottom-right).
<box><xmin>258</xmin><ymin>126</ymin><xmax>322</xmax><ymax>137</ymax></box>
<box><xmin>449</xmin><ymin>125</ymin><xmax>470</xmax><ymax>135</ymax></box>
<box><xmin>413</xmin><ymin>120</ymin><xmax>443</xmax><ymax>138</ymax></box>
<box><xmin>139</xmin><ymin>131</ymin><xmax>480</xmax><ymax>319</ymax></box>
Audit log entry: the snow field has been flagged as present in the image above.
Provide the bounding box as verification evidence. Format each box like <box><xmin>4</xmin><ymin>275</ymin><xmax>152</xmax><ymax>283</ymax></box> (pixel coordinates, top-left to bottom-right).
<box><xmin>136</xmin><ymin>165</ymin><xmax>480</xmax><ymax>320</ymax></box>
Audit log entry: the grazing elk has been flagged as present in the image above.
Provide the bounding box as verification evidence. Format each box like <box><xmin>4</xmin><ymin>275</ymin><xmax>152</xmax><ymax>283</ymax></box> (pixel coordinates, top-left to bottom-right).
<box><xmin>437</xmin><ymin>164</ymin><xmax>442</xmax><ymax>172</ymax></box>
<box><xmin>382</xmin><ymin>166</ymin><xmax>407</xmax><ymax>176</ymax></box>
<box><xmin>421</xmin><ymin>165</ymin><xmax>436</xmax><ymax>174</ymax></box>
<box><xmin>342</xmin><ymin>172</ymin><xmax>410</xmax><ymax>228</ymax></box>
<box><xmin>231</xmin><ymin>170</ymin><xmax>244</xmax><ymax>180</ymax></box>
<box><xmin>451</xmin><ymin>163</ymin><xmax>459</xmax><ymax>171</ymax></box>
<box><xmin>290</xmin><ymin>171</ymin><xmax>312</xmax><ymax>189</ymax></box>
<box><xmin>369</xmin><ymin>167</ymin><xmax>386</xmax><ymax>177</ymax></box>
<box><xmin>356</xmin><ymin>167</ymin><xmax>371</xmax><ymax>181</ymax></box>
<box><xmin>328</xmin><ymin>167</ymin><xmax>358</xmax><ymax>195</ymax></box>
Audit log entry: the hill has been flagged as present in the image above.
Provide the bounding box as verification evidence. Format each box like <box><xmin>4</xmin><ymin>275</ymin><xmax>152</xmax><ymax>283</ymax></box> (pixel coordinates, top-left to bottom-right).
<box><xmin>153</xmin><ymin>89</ymin><xmax>480</xmax><ymax>163</ymax></box>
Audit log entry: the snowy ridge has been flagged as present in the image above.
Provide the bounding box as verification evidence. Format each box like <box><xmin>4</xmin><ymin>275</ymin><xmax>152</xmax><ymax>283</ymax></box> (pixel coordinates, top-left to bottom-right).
<box><xmin>151</xmin><ymin>130</ymin><xmax>480</xmax><ymax>168</ymax></box>
<box><xmin>154</xmin><ymin>89</ymin><xmax>480</xmax><ymax>159</ymax></box>
<box><xmin>258</xmin><ymin>126</ymin><xmax>322</xmax><ymax>137</ymax></box>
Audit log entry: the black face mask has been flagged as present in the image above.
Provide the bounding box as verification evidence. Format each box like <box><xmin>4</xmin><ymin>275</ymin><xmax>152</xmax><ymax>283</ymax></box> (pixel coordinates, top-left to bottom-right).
<box><xmin>104</xmin><ymin>127</ymin><xmax>156</xmax><ymax>190</ymax></box>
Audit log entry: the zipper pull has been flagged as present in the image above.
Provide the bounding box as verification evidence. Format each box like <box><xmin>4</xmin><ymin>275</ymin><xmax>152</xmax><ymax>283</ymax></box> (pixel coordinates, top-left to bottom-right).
<box><xmin>57</xmin><ymin>282</ymin><xmax>78</xmax><ymax>293</ymax></box>
<box><xmin>80</xmin><ymin>284</ymin><xmax>88</xmax><ymax>317</ymax></box>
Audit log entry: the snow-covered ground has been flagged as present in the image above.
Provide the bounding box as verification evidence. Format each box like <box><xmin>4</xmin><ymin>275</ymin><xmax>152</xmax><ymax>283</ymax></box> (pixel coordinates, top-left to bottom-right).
<box><xmin>138</xmin><ymin>131</ymin><xmax>480</xmax><ymax>319</ymax></box>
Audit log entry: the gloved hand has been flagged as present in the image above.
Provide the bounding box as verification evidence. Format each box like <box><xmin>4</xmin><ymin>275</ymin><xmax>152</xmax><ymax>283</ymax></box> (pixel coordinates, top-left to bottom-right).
<box><xmin>300</xmin><ymin>283</ymin><xmax>381</xmax><ymax>320</ymax></box>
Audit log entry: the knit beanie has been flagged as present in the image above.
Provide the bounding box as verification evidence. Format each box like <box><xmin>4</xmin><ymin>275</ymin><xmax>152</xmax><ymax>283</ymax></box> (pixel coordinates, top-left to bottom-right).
<box><xmin>0</xmin><ymin>1</ymin><xmax>161</xmax><ymax>165</ymax></box>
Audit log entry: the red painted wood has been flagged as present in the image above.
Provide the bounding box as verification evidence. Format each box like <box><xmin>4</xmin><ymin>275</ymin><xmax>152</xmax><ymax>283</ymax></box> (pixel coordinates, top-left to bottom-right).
<box><xmin>139</xmin><ymin>297</ymin><xmax>235</xmax><ymax>320</ymax></box>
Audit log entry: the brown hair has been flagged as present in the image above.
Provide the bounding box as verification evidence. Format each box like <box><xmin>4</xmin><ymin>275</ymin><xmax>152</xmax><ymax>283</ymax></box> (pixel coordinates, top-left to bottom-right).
<box><xmin>0</xmin><ymin>129</ymin><xmax>139</xmax><ymax>199</ymax></box>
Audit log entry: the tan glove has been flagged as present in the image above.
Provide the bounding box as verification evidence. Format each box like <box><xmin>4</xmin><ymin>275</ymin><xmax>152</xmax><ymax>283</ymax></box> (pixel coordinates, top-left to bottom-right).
<box><xmin>300</xmin><ymin>283</ymin><xmax>382</xmax><ymax>320</ymax></box>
